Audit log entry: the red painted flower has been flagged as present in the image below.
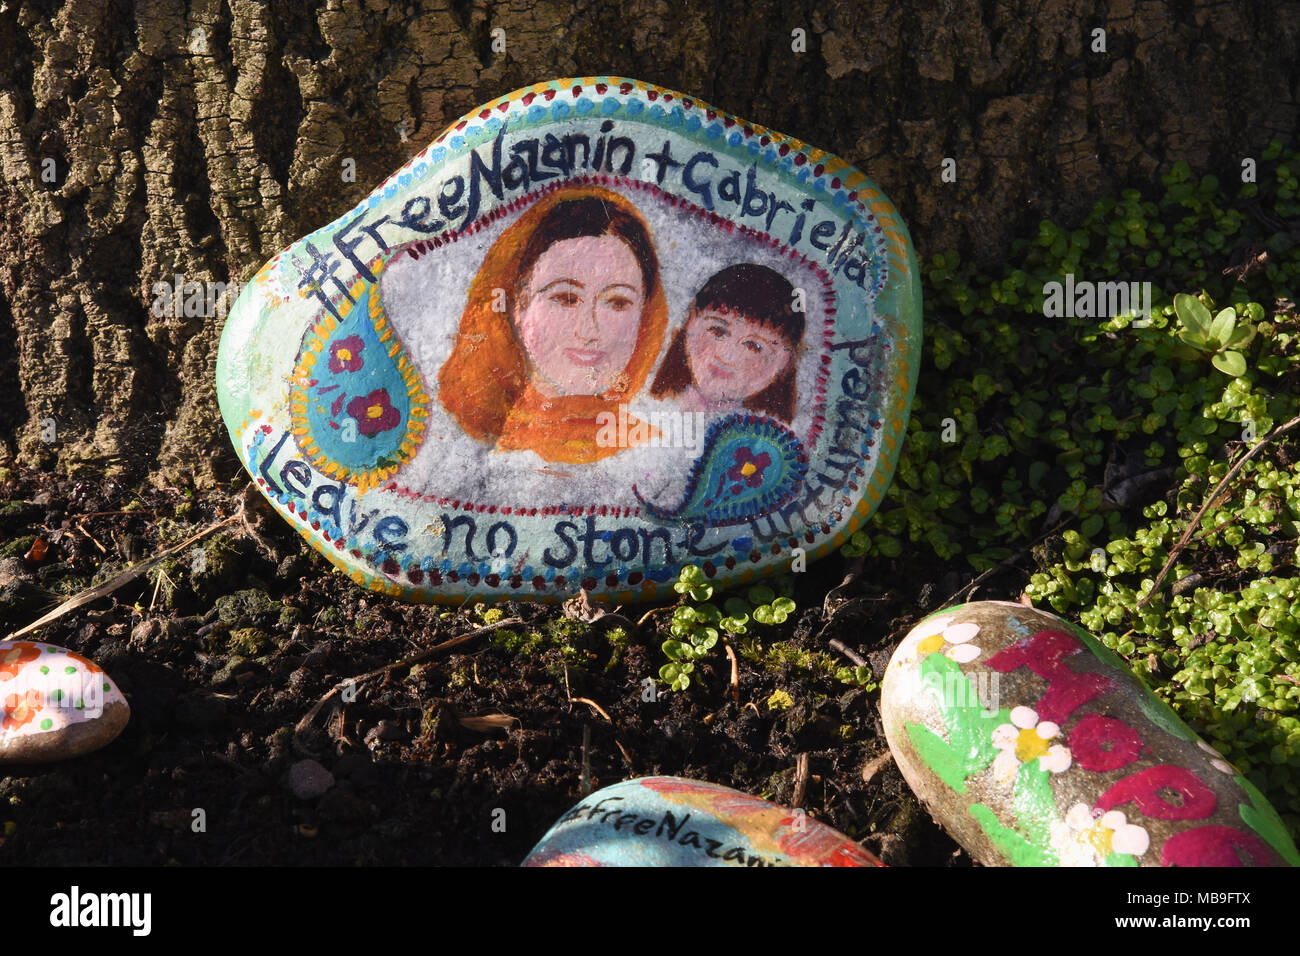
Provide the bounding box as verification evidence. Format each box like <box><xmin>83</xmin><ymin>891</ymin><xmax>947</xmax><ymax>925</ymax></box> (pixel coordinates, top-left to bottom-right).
<box><xmin>0</xmin><ymin>643</ymin><xmax>41</xmax><ymax>681</ymax></box>
<box><xmin>328</xmin><ymin>335</ymin><xmax>365</xmax><ymax>373</ymax></box>
<box><xmin>346</xmin><ymin>389</ymin><xmax>401</xmax><ymax>437</ymax></box>
<box><xmin>3</xmin><ymin>689</ymin><xmax>43</xmax><ymax>730</ymax></box>
<box><xmin>727</xmin><ymin>448</ymin><xmax>771</xmax><ymax>489</ymax></box>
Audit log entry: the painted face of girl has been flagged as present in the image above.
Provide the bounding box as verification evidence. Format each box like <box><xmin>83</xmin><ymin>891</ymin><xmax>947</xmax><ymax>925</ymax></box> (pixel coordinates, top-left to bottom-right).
<box><xmin>514</xmin><ymin>235</ymin><xmax>646</xmax><ymax>396</ymax></box>
<box><xmin>685</xmin><ymin>307</ymin><xmax>794</xmax><ymax>404</ymax></box>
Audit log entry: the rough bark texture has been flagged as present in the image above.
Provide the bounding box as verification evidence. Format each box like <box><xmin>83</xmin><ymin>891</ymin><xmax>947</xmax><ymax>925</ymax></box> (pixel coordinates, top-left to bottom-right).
<box><xmin>1</xmin><ymin>0</ymin><xmax>1296</xmax><ymax>486</ymax></box>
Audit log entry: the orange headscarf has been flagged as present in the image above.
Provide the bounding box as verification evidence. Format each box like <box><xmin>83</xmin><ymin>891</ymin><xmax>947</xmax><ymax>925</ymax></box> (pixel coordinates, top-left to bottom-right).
<box><xmin>437</xmin><ymin>185</ymin><xmax>668</xmax><ymax>464</ymax></box>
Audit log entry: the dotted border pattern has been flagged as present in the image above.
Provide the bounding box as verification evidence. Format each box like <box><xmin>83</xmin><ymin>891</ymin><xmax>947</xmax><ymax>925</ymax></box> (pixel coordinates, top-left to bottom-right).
<box><xmin>234</xmin><ymin>76</ymin><xmax>921</xmax><ymax>606</ymax></box>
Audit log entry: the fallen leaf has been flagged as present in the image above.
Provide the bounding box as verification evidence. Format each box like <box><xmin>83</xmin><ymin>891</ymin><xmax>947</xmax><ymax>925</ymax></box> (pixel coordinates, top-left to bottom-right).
<box><xmin>457</xmin><ymin>713</ymin><xmax>520</xmax><ymax>733</ymax></box>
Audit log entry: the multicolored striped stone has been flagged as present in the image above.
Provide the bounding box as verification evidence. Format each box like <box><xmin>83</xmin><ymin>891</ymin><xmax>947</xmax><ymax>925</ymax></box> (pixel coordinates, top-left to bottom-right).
<box><xmin>523</xmin><ymin>776</ymin><xmax>883</xmax><ymax>866</ymax></box>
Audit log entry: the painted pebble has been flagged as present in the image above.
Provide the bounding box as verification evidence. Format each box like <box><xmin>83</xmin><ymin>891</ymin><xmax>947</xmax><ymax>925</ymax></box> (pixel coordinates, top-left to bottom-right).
<box><xmin>0</xmin><ymin>640</ymin><xmax>130</xmax><ymax>763</ymax></box>
<box><xmin>881</xmin><ymin>601</ymin><xmax>1299</xmax><ymax>866</ymax></box>
<box><xmin>522</xmin><ymin>775</ymin><xmax>883</xmax><ymax>866</ymax></box>
<box><xmin>216</xmin><ymin>76</ymin><xmax>921</xmax><ymax>606</ymax></box>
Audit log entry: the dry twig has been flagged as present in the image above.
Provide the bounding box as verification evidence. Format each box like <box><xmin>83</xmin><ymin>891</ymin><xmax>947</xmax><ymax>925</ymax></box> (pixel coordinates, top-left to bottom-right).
<box><xmin>791</xmin><ymin>752</ymin><xmax>810</xmax><ymax>809</ymax></box>
<box><xmin>635</xmin><ymin>604</ymin><xmax>676</xmax><ymax>629</ymax></box>
<box><xmin>570</xmin><ymin>696</ymin><xmax>612</xmax><ymax>723</ymax></box>
<box><xmin>1139</xmin><ymin>413</ymin><xmax>1300</xmax><ymax>610</ymax></box>
<box><xmin>293</xmin><ymin>617</ymin><xmax>524</xmax><ymax>747</ymax></box>
<box><xmin>6</xmin><ymin>509</ymin><xmax>247</xmax><ymax>641</ymax></box>
<box><xmin>75</xmin><ymin>521</ymin><xmax>109</xmax><ymax>555</ymax></box>
<box><xmin>569</xmin><ymin>695</ymin><xmax>635</xmax><ymax>768</ymax></box>
<box><xmin>821</xmin><ymin>556</ymin><xmax>864</xmax><ymax>618</ymax></box>
<box><xmin>938</xmin><ymin>519</ymin><xmax>1069</xmax><ymax>610</ymax></box>
<box><xmin>724</xmin><ymin>641</ymin><xmax>739</xmax><ymax>702</ymax></box>
<box><xmin>828</xmin><ymin>638</ymin><xmax>868</xmax><ymax>668</ymax></box>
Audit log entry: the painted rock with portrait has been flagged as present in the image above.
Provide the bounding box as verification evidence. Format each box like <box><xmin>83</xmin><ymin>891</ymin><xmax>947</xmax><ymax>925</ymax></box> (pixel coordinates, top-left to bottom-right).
<box><xmin>216</xmin><ymin>76</ymin><xmax>921</xmax><ymax>605</ymax></box>
<box><xmin>522</xmin><ymin>776</ymin><xmax>883</xmax><ymax>866</ymax></box>
<box><xmin>0</xmin><ymin>640</ymin><xmax>130</xmax><ymax>763</ymax></box>
<box><xmin>880</xmin><ymin>601</ymin><xmax>1299</xmax><ymax>866</ymax></box>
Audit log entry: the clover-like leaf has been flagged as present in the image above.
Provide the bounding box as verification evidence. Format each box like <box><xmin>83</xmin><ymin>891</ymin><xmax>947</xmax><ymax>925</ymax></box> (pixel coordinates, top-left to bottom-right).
<box><xmin>662</xmin><ymin>639</ymin><xmax>689</xmax><ymax>661</ymax></box>
<box><xmin>724</xmin><ymin>597</ymin><xmax>751</xmax><ymax>619</ymax></box>
<box><xmin>1212</xmin><ymin>350</ymin><xmax>1247</xmax><ymax>377</ymax></box>
<box><xmin>694</xmin><ymin>603</ymin><xmax>721</xmax><ymax>625</ymax></box>
<box><xmin>692</xmin><ymin>623</ymin><xmax>718</xmax><ymax>642</ymax></box>
<box><xmin>747</xmin><ymin>585</ymin><xmax>776</xmax><ymax>606</ymax></box>
<box><xmin>672</xmin><ymin>606</ymin><xmax>698</xmax><ymax>626</ymax></box>
<box><xmin>752</xmin><ymin>605</ymin><xmax>775</xmax><ymax>625</ymax></box>
<box><xmin>659</xmin><ymin>661</ymin><xmax>692</xmax><ymax>692</ymax></box>
<box><xmin>720</xmin><ymin>615</ymin><xmax>748</xmax><ymax>635</ymax></box>
<box><xmin>674</xmin><ymin>566</ymin><xmax>709</xmax><ymax>597</ymax></box>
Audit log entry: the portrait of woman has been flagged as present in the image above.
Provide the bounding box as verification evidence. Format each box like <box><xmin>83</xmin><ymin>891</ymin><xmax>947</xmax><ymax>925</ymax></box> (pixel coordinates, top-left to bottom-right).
<box><xmin>437</xmin><ymin>186</ymin><xmax>669</xmax><ymax>464</ymax></box>
<box><xmin>649</xmin><ymin>263</ymin><xmax>804</xmax><ymax>423</ymax></box>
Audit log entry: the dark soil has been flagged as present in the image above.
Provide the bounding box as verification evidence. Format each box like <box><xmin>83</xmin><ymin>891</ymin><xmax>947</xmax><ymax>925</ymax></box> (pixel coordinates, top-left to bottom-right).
<box><xmin>0</xmin><ymin>466</ymin><xmax>976</xmax><ymax>867</ymax></box>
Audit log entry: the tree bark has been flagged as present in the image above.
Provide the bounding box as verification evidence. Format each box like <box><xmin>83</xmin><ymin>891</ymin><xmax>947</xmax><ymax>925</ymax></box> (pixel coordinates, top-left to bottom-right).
<box><xmin>1</xmin><ymin>0</ymin><xmax>1296</xmax><ymax>486</ymax></box>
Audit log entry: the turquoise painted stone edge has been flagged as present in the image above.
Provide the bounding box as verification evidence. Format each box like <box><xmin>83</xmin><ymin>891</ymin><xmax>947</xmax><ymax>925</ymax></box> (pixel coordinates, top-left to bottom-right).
<box><xmin>215</xmin><ymin>76</ymin><xmax>923</xmax><ymax>605</ymax></box>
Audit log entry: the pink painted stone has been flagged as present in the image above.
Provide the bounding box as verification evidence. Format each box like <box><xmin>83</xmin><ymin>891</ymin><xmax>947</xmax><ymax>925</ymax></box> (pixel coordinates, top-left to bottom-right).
<box><xmin>881</xmin><ymin>601</ymin><xmax>1299</xmax><ymax>867</ymax></box>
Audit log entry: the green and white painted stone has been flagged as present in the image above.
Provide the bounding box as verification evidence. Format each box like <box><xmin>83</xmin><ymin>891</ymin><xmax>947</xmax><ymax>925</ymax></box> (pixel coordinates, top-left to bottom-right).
<box><xmin>881</xmin><ymin>601</ymin><xmax>1299</xmax><ymax>867</ymax></box>
<box><xmin>522</xmin><ymin>776</ymin><xmax>883</xmax><ymax>866</ymax></box>
<box><xmin>216</xmin><ymin>77</ymin><xmax>921</xmax><ymax>606</ymax></box>
<box><xmin>0</xmin><ymin>640</ymin><xmax>129</xmax><ymax>763</ymax></box>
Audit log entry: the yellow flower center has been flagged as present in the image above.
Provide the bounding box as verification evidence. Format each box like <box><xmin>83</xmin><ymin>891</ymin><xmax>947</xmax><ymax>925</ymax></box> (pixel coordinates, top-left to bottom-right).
<box><xmin>1014</xmin><ymin>727</ymin><xmax>1050</xmax><ymax>762</ymax></box>
<box><xmin>917</xmin><ymin>633</ymin><xmax>945</xmax><ymax>656</ymax></box>
<box><xmin>337</xmin><ymin>348</ymin><xmax>352</xmax><ymax>362</ymax></box>
<box><xmin>1083</xmin><ymin>822</ymin><xmax>1114</xmax><ymax>856</ymax></box>
<box><xmin>741</xmin><ymin>461</ymin><xmax>757</xmax><ymax>477</ymax></box>
<box><xmin>367</xmin><ymin>404</ymin><xmax>384</xmax><ymax>419</ymax></box>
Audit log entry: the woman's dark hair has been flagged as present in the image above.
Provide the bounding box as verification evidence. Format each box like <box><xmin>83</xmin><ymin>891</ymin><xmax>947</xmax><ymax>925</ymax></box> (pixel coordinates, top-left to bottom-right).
<box><xmin>514</xmin><ymin>196</ymin><xmax>659</xmax><ymax>307</ymax></box>
<box><xmin>651</xmin><ymin>263</ymin><xmax>803</xmax><ymax>422</ymax></box>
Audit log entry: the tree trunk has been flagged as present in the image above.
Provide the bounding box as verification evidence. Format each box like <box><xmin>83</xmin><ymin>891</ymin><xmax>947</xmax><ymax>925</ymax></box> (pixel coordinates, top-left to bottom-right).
<box><xmin>1</xmin><ymin>0</ymin><xmax>1295</xmax><ymax>486</ymax></box>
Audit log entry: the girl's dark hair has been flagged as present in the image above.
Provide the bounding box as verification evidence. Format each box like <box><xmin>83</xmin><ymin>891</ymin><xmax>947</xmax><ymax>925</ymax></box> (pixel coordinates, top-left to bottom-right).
<box><xmin>515</xmin><ymin>196</ymin><xmax>659</xmax><ymax>306</ymax></box>
<box><xmin>651</xmin><ymin>263</ymin><xmax>803</xmax><ymax>422</ymax></box>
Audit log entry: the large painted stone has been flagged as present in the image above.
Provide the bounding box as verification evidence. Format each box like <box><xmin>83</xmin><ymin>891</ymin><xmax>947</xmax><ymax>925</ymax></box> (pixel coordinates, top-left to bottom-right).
<box><xmin>216</xmin><ymin>77</ymin><xmax>921</xmax><ymax>605</ymax></box>
<box><xmin>0</xmin><ymin>641</ymin><xmax>130</xmax><ymax>763</ymax></box>
<box><xmin>522</xmin><ymin>776</ymin><xmax>883</xmax><ymax>866</ymax></box>
<box><xmin>881</xmin><ymin>601</ymin><xmax>1300</xmax><ymax>867</ymax></box>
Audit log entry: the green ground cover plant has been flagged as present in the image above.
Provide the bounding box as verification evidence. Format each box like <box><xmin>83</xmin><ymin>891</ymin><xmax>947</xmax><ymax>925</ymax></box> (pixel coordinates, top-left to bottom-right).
<box><xmin>839</xmin><ymin>139</ymin><xmax>1300</xmax><ymax>827</ymax></box>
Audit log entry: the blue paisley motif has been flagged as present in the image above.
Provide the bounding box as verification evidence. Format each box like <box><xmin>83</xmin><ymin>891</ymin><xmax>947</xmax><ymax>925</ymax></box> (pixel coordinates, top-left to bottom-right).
<box><xmin>289</xmin><ymin>274</ymin><xmax>430</xmax><ymax>491</ymax></box>
<box><xmin>635</xmin><ymin>414</ymin><xmax>807</xmax><ymax>526</ymax></box>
